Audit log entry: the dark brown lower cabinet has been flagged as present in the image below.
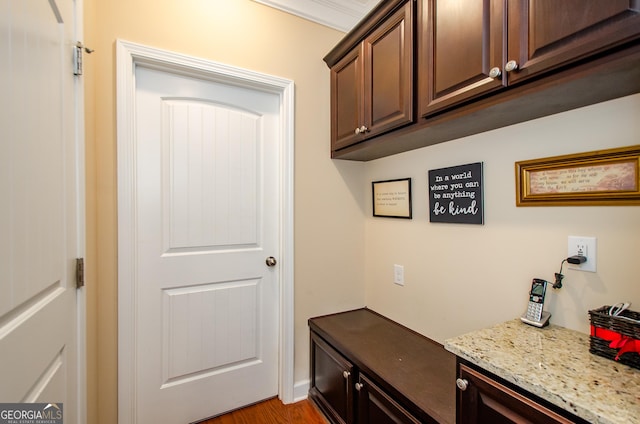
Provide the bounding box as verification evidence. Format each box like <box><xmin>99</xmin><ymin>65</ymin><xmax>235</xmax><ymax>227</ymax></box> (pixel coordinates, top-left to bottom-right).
<box><xmin>310</xmin><ymin>332</ymin><xmax>355</xmax><ymax>424</ymax></box>
<box><xmin>310</xmin><ymin>330</ymin><xmax>431</xmax><ymax>424</ymax></box>
<box><xmin>309</xmin><ymin>309</ymin><xmax>456</xmax><ymax>424</ymax></box>
<box><xmin>356</xmin><ymin>374</ymin><xmax>420</xmax><ymax>424</ymax></box>
<box><xmin>456</xmin><ymin>363</ymin><xmax>586</xmax><ymax>424</ymax></box>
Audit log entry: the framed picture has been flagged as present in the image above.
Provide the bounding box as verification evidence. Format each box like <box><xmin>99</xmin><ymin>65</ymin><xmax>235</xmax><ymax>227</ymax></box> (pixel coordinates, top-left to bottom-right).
<box><xmin>372</xmin><ymin>178</ymin><xmax>412</xmax><ymax>218</ymax></box>
<box><xmin>428</xmin><ymin>162</ymin><xmax>484</xmax><ymax>224</ymax></box>
<box><xmin>515</xmin><ymin>145</ymin><xmax>640</xmax><ymax>206</ymax></box>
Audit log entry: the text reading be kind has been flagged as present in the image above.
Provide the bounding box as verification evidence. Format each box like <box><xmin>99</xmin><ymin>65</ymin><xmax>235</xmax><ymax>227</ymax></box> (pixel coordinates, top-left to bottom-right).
<box><xmin>428</xmin><ymin>162</ymin><xmax>484</xmax><ymax>225</ymax></box>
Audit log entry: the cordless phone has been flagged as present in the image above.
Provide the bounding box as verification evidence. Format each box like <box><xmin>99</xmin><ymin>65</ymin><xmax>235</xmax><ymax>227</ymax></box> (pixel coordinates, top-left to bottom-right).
<box><xmin>520</xmin><ymin>278</ymin><xmax>551</xmax><ymax>327</ymax></box>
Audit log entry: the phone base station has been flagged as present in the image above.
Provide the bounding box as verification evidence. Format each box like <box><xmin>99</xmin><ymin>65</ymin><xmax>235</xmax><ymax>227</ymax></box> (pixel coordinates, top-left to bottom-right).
<box><xmin>521</xmin><ymin>311</ymin><xmax>551</xmax><ymax>328</ymax></box>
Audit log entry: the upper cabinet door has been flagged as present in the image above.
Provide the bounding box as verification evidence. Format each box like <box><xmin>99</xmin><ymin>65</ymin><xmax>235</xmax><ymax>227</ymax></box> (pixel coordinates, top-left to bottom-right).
<box><xmin>331</xmin><ymin>45</ymin><xmax>364</xmax><ymax>151</ymax></box>
<box><xmin>506</xmin><ymin>0</ymin><xmax>640</xmax><ymax>84</ymax></box>
<box><xmin>420</xmin><ymin>0</ymin><xmax>505</xmax><ymax>117</ymax></box>
<box><xmin>329</xmin><ymin>0</ymin><xmax>414</xmax><ymax>152</ymax></box>
<box><xmin>364</xmin><ymin>0</ymin><xmax>414</xmax><ymax>139</ymax></box>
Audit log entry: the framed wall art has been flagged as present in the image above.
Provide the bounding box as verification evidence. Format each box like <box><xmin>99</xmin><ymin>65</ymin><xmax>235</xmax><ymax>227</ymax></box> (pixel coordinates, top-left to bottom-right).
<box><xmin>372</xmin><ymin>178</ymin><xmax>412</xmax><ymax>219</ymax></box>
<box><xmin>428</xmin><ymin>162</ymin><xmax>484</xmax><ymax>224</ymax></box>
<box><xmin>515</xmin><ymin>145</ymin><xmax>640</xmax><ymax>206</ymax></box>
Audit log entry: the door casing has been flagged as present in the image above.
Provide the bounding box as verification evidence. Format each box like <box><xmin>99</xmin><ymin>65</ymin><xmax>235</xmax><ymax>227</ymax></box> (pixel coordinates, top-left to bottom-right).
<box><xmin>115</xmin><ymin>39</ymin><xmax>295</xmax><ymax>423</ymax></box>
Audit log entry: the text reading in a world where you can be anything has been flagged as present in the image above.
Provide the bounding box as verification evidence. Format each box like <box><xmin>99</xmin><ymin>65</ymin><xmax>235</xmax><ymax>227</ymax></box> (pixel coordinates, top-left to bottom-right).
<box><xmin>428</xmin><ymin>162</ymin><xmax>483</xmax><ymax>224</ymax></box>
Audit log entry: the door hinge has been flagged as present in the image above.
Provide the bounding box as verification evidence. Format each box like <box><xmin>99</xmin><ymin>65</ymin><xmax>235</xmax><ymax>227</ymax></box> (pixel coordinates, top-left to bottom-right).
<box><xmin>76</xmin><ymin>258</ymin><xmax>85</xmax><ymax>288</ymax></box>
<box><xmin>74</xmin><ymin>42</ymin><xmax>94</xmax><ymax>76</ymax></box>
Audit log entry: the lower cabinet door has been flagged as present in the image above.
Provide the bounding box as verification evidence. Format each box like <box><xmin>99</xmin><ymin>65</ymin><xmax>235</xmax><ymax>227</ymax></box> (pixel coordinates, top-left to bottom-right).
<box><xmin>457</xmin><ymin>364</ymin><xmax>576</xmax><ymax>424</ymax></box>
<box><xmin>310</xmin><ymin>332</ymin><xmax>355</xmax><ymax>424</ymax></box>
<box><xmin>356</xmin><ymin>374</ymin><xmax>420</xmax><ymax>424</ymax></box>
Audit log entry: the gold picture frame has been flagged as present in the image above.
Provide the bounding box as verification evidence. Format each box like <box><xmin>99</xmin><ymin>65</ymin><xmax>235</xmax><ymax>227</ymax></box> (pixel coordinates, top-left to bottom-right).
<box><xmin>515</xmin><ymin>145</ymin><xmax>640</xmax><ymax>206</ymax></box>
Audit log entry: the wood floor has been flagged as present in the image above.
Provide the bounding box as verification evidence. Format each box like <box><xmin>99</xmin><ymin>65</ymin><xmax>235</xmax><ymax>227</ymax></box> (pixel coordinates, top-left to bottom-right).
<box><xmin>198</xmin><ymin>397</ymin><xmax>328</xmax><ymax>424</ymax></box>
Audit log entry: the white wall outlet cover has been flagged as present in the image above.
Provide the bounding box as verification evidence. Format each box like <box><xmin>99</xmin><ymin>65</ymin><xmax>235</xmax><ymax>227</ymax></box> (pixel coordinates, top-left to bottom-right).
<box><xmin>567</xmin><ymin>236</ymin><xmax>597</xmax><ymax>272</ymax></box>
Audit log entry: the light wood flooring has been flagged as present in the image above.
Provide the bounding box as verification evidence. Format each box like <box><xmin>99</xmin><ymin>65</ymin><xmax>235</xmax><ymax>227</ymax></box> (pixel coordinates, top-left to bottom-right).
<box><xmin>198</xmin><ymin>397</ymin><xmax>328</xmax><ymax>424</ymax></box>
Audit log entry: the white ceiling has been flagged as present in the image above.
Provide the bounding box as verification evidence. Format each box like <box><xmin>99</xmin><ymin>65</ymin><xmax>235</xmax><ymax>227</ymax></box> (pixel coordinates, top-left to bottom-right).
<box><xmin>252</xmin><ymin>0</ymin><xmax>379</xmax><ymax>32</ymax></box>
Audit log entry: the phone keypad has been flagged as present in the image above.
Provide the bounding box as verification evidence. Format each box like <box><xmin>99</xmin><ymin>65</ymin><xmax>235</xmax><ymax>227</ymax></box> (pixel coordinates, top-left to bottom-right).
<box><xmin>526</xmin><ymin>302</ymin><xmax>543</xmax><ymax>321</ymax></box>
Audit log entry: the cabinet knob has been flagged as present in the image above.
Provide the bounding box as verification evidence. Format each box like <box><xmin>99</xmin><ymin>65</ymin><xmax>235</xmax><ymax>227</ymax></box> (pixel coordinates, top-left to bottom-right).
<box><xmin>504</xmin><ymin>60</ymin><xmax>519</xmax><ymax>72</ymax></box>
<box><xmin>488</xmin><ymin>67</ymin><xmax>502</xmax><ymax>79</ymax></box>
<box><xmin>343</xmin><ymin>370</ymin><xmax>351</xmax><ymax>379</ymax></box>
<box><xmin>456</xmin><ymin>378</ymin><xmax>469</xmax><ymax>391</ymax></box>
<box><xmin>355</xmin><ymin>125</ymin><xmax>369</xmax><ymax>135</ymax></box>
<box><xmin>355</xmin><ymin>382</ymin><xmax>364</xmax><ymax>391</ymax></box>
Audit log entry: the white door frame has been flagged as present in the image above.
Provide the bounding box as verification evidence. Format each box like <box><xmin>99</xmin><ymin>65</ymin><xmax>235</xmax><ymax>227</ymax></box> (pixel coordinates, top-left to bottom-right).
<box><xmin>116</xmin><ymin>39</ymin><xmax>295</xmax><ymax>423</ymax></box>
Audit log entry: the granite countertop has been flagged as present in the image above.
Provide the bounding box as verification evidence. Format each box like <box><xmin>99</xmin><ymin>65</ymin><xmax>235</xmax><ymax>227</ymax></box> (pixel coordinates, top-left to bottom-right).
<box><xmin>444</xmin><ymin>319</ymin><xmax>640</xmax><ymax>424</ymax></box>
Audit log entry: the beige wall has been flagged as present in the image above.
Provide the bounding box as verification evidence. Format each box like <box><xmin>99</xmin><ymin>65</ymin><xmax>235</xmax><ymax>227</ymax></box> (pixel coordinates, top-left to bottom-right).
<box><xmin>85</xmin><ymin>1</ymin><xmax>366</xmax><ymax>423</ymax></box>
<box><xmin>363</xmin><ymin>93</ymin><xmax>640</xmax><ymax>342</ymax></box>
<box><xmin>85</xmin><ymin>1</ymin><xmax>640</xmax><ymax>423</ymax></box>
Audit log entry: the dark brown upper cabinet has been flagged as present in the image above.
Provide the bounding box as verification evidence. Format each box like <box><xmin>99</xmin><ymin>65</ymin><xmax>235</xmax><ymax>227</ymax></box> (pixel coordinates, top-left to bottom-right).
<box><xmin>327</xmin><ymin>0</ymin><xmax>414</xmax><ymax>151</ymax></box>
<box><xmin>420</xmin><ymin>0</ymin><xmax>640</xmax><ymax>117</ymax></box>
<box><xmin>331</xmin><ymin>46</ymin><xmax>364</xmax><ymax>151</ymax></box>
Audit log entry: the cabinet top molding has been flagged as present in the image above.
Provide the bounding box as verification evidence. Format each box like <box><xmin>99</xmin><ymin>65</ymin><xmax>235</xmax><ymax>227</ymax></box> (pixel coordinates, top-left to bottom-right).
<box><xmin>323</xmin><ymin>0</ymin><xmax>408</xmax><ymax>67</ymax></box>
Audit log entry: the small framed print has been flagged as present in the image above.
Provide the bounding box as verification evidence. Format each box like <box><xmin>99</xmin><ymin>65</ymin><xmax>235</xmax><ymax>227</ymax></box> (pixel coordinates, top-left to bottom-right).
<box><xmin>372</xmin><ymin>178</ymin><xmax>412</xmax><ymax>219</ymax></box>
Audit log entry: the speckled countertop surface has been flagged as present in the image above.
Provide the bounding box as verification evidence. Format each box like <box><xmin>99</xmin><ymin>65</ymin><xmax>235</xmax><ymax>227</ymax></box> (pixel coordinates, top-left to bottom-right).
<box><xmin>444</xmin><ymin>319</ymin><xmax>640</xmax><ymax>424</ymax></box>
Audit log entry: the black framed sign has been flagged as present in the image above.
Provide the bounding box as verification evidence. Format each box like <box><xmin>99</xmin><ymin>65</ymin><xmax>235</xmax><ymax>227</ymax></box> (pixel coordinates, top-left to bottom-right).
<box><xmin>372</xmin><ymin>178</ymin><xmax>412</xmax><ymax>219</ymax></box>
<box><xmin>428</xmin><ymin>162</ymin><xmax>484</xmax><ymax>224</ymax></box>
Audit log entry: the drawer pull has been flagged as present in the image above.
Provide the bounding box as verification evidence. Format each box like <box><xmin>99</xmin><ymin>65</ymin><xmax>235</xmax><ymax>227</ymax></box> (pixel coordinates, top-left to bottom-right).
<box><xmin>456</xmin><ymin>378</ymin><xmax>469</xmax><ymax>391</ymax></box>
<box><xmin>343</xmin><ymin>370</ymin><xmax>351</xmax><ymax>379</ymax></box>
<box><xmin>355</xmin><ymin>382</ymin><xmax>364</xmax><ymax>391</ymax></box>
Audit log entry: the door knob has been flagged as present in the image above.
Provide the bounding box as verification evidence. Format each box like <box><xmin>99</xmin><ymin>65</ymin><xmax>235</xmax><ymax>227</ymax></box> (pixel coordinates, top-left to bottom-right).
<box><xmin>265</xmin><ymin>256</ymin><xmax>277</xmax><ymax>267</ymax></box>
<box><xmin>456</xmin><ymin>378</ymin><xmax>469</xmax><ymax>391</ymax></box>
<box><xmin>488</xmin><ymin>67</ymin><xmax>502</xmax><ymax>78</ymax></box>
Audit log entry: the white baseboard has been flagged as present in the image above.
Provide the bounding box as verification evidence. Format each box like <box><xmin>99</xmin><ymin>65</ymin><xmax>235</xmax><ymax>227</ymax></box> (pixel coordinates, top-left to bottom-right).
<box><xmin>293</xmin><ymin>379</ymin><xmax>310</xmax><ymax>402</ymax></box>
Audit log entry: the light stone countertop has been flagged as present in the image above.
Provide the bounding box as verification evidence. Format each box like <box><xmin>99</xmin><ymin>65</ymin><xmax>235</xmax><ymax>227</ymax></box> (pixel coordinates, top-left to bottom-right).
<box><xmin>444</xmin><ymin>319</ymin><xmax>640</xmax><ymax>424</ymax></box>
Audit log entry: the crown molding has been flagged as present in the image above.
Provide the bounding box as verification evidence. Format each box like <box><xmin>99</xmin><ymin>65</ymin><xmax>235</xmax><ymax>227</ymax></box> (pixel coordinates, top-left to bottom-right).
<box><xmin>252</xmin><ymin>0</ymin><xmax>377</xmax><ymax>32</ymax></box>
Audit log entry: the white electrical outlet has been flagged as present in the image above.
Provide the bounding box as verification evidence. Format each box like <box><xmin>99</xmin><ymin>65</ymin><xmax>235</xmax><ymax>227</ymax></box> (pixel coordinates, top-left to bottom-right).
<box><xmin>394</xmin><ymin>264</ymin><xmax>405</xmax><ymax>286</ymax></box>
<box><xmin>567</xmin><ymin>236</ymin><xmax>597</xmax><ymax>272</ymax></box>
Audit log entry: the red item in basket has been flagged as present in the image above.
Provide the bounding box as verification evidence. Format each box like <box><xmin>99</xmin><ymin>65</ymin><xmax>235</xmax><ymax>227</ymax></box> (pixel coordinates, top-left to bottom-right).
<box><xmin>591</xmin><ymin>325</ymin><xmax>640</xmax><ymax>360</ymax></box>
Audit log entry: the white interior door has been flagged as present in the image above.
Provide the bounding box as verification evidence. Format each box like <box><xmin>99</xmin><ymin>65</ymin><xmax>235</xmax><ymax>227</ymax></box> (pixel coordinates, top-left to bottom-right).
<box><xmin>0</xmin><ymin>0</ymin><xmax>81</xmax><ymax>422</ymax></box>
<box><xmin>127</xmin><ymin>62</ymin><xmax>281</xmax><ymax>423</ymax></box>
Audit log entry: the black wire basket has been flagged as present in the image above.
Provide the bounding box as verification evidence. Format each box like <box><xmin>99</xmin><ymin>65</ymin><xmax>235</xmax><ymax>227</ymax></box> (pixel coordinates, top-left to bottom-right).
<box><xmin>589</xmin><ymin>305</ymin><xmax>640</xmax><ymax>370</ymax></box>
